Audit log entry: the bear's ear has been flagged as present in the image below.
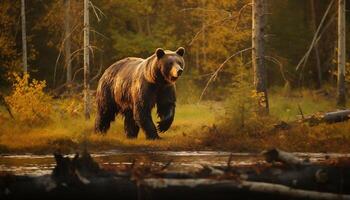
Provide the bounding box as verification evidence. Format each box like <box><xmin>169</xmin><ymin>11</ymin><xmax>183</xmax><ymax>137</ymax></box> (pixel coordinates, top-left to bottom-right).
<box><xmin>176</xmin><ymin>47</ymin><xmax>185</xmax><ymax>57</ymax></box>
<box><xmin>156</xmin><ymin>48</ymin><xmax>165</xmax><ymax>59</ymax></box>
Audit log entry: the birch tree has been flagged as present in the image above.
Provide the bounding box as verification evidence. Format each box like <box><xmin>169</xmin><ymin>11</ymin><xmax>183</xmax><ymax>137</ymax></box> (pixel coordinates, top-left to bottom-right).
<box><xmin>252</xmin><ymin>0</ymin><xmax>269</xmax><ymax>113</ymax></box>
<box><xmin>337</xmin><ymin>0</ymin><xmax>346</xmax><ymax>107</ymax></box>
<box><xmin>84</xmin><ymin>0</ymin><xmax>90</xmax><ymax>119</ymax></box>
<box><xmin>21</xmin><ymin>0</ymin><xmax>28</xmax><ymax>74</ymax></box>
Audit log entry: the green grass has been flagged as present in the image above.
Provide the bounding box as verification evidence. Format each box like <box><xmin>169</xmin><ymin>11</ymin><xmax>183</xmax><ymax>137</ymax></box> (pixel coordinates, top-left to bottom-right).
<box><xmin>269</xmin><ymin>89</ymin><xmax>335</xmax><ymax>121</ymax></box>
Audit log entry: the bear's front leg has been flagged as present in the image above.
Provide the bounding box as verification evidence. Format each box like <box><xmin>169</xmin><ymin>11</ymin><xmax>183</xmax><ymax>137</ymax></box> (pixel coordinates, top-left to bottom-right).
<box><xmin>133</xmin><ymin>104</ymin><xmax>160</xmax><ymax>140</ymax></box>
<box><xmin>157</xmin><ymin>103</ymin><xmax>175</xmax><ymax>132</ymax></box>
<box><xmin>156</xmin><ymin>85</ymin><xmax>176</xmax><ymax>133</ymax></box>
<box><xmin>124</xmin><ymin>109</ymin><xmax>140</xmax><ymax>138</ymax></box>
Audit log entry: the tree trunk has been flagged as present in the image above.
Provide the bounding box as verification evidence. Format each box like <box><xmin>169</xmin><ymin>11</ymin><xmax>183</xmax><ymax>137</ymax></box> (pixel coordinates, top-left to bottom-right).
<box><xmin>21</xmin><ymin>0</ymin><xmax>28</xmax><ymax>74</ymax></box>
<box><xmin>252</xmin><ymin>0</ymin><xmax>269</xmax><ymax>113</ymax></box>
<box><xmin>65</xmin><ymin>0</ymin><xmax>72</xmax><ymax>84</ymax></box>
<box><xmin>310</xmin><ymin>0</ymin><xmax>322</xmax><ymax>89</ymax></box>
<box><xmin>337</xmin><ymin>0</ymin><xmax>346</xmax><ymax>107</ymax></box>
<box><xmin>201</xmin><ymin>0</ymin><xmax>206</xmax><ymax>73</ymax></box>
<box><xmin>83</xmin><ymin>0</ymin><xmax>90</xmax><ymax>119</ymax></box>
<box><xmin>146</xmin><ymin>15</ymin><xmax>151</xmax><ymax>36</ymax></box>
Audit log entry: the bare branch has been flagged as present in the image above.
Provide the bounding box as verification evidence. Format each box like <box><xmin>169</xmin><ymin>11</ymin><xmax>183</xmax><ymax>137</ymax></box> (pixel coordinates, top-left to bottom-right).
<box><xmin>89</xmin><ymin>1</ymin><xmax>106</xmax><ymax>18</ymax></box>
<box><xmin>89</xmin><ymin>1</ymin><xmax>101</xmax><ymax>22</ymax></box>
<box><xmin>90</xmin><ymin>61</ymin><xmax>103</xmax><ymax>83</ymax></box>
<box><xmin>188</xmin><ymin>3</ymin><xmax>252</xmax><ymax>46</ymax></box>
<box><xmin>233</xmin><ymin>3</ymin><xmax>252</xmax><ymax>32</ymax></box>
<box><xmin>264</xmin><ymin>56</ymin><xmax>288</xmax><ymax>83</ymax></box>
<box><xmin>189</xmin><ymin>16</ymin><xmax>233</xmax><ymax>45</ymax></box>
<box><xmin>53</xmin><ymin>23</ymin><xmax>80</xmax><ymax>86</ymax></box>
<box><xmin>90</xmin><ymin>29</ymin><xmax>109</xmax><ymax>40</ymax></box>
<box><xmin>198</xmin><ymin>47</ymin><xmax>252</xmax><ymax>103</ymax></box>
<box><xmin>180</xmin><ymin>7</ymin><xmax>231</xmax><ymax>15</ymax></box>
<box><xmin>295</xmin><ymin>0</ymin><xmax>335</xmax><ymax>71</ymax></box>
<box><xmin>72</xmin><ymin>67</ymin><xmax>84</xmax><ymax>82</ymax></box>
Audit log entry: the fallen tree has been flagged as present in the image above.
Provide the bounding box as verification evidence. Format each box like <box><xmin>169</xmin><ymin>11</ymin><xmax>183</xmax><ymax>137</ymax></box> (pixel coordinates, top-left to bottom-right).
<box><xmin>303</xmin><ymin>109</ymin><xmax>350</xmax><ymax>125</ymax></box>
<box><xmin>0</xmin><ymin>149</ymin><xmax>349</xmax><ymax>200</ymax></box>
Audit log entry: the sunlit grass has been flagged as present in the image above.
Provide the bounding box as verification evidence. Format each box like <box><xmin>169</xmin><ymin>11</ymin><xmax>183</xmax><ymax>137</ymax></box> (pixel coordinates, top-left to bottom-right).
<box><xmin>0</xmin><ymin>102</ymin><xmax>221</xmax><ymax>153</ymax></box>
<box><xmin>269</xmin><ymin>88</ymin><xmax>335</xmax><ymax>121</ymax></box>
<box><xmin>1</xmin><ymin>87</ymin><xmax>350</xmax><ymax>154</ymax></box>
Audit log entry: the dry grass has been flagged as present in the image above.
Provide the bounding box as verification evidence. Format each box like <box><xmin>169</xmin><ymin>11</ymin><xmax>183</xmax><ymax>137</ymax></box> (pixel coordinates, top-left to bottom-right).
<box><xmin>0</xmin><ymin>102</ymin><xmax>222</xmax><ymax>154</ymax></box>
<box><xmin>1</xmin><ymin>88</ymin><xmax>350</xmax><ymax>154</ymax></box>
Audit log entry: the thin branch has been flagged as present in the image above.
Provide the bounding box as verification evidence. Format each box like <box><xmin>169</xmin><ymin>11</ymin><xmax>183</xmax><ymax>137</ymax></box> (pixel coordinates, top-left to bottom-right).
<box><xmin>315</xmin><ymin>12</ymin><xmax>336</xmax><ymax>45</ymax></box>
<box><xmin>189</xmin><ymin>16</ymin><xmax>233</xmax><ymax>45</ymax></box>
<box><xmin>89</xmin><ymin>1</ymin><xmax>106</xmax><ymax>18</ymax></box>
<box><xmin>0</xmin><ymin>94</ymin><xmax>14</xmax><ymax>119</ymax></box>
<box><xmin>188</xmin><ymin>3</ymin><xmax>252</xmax><ymax>46</ymax></box>
<box><xmin>90</xmin><ymin>29</ymin><xmax>109</xmax><ymax>40</ymax></box>
<box><xmin>53</xmin><ymin>23</ymin><xmax>80</xmax><ymax>86</ymax></box>
<box><xmin>198</xmin><ymin>47</ymin><xmax>252</xmax><ymax>103</ymax></box>
<box><xmin>264</xmin><ymin>56</ymin><xmax>288</xmax><ymax>83</ymax></box>
<box><xmin>298</xmin><ymin>104</ymin><xmax>305</xmax><ymax>120</ymax></box>
<box><xmin>295</xmin><ymin>0</ymin><xmax>335</xmax><ymax>71</ymax></box>
<box><xmin>89</xmin><ymin>1</ymin><xmax>101</xmax><ymax>22</ymax></box>
<box><xmin>180</xmin><ymin>7</ymin><xmax>231</xmax><ymax>15</ymax></box>
<box><xmin>72</xmin><ymin>67</ymin><xmax>84</xmax><ymax>82</ymax></box>
<box><xmin>90</xmin><ymin>61</ymin><xmax>103</xmax><ymax>83</ymax></box>
<box><xmin>233</xmin><ymin>3</ymin><xmax>252</xmax><ymax>32</ymax></box>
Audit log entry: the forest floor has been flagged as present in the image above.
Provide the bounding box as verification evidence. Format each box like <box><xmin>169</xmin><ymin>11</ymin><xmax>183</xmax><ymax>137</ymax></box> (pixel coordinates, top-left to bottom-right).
<box><xmin>1</xmin><ymin>88</ymin><xmax>350</xmax><ymax>154</ymax></box>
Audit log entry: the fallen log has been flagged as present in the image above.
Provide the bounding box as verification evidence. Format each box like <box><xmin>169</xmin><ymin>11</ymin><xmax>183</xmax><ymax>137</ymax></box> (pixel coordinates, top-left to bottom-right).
<box><xmin>301</xmin><ymin>109</ymin><xmax>350</xmax><ymax>125</ymax></box>
<box><xmin>139</xmin><ymin>178</ymin><xmax>350</xmax><ymax>200</ymax></box>
<box><xmin>323</xmin><ymin>110</ymin><xmax>350</xmax><ymax>123</ymax></box>
<box><xmin>1</xmin><ymin>150</ymin><xmax>350</xmax><ymax>200</ymax></box>
<box><xmin>262</xmin><ymin>148</ymin><xmax>307</xmax><ymax>166</ymax></box>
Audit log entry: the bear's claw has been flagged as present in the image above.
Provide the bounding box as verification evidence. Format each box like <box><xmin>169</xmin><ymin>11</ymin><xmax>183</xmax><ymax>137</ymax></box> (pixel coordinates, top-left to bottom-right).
<box><xmin>157</xmin><ymin>121</ymin><xmax>170</xmax><ymax>133</ymax></box>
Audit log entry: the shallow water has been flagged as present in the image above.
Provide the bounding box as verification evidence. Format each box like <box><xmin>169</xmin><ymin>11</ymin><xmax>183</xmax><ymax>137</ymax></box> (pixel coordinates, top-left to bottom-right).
<box><xmin>0</xmin><ymin>151</ymin><xmax>349</xmax><ymax>176</ymax></box>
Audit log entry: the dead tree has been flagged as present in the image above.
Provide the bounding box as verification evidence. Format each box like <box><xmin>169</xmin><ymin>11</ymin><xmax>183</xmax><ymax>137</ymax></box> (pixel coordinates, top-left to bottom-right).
<box><xmin>83</xmin><ymin>0</ymin><xmax>90</xmax><ymax>119</ymax></box>
<box><xmin>252</xmin><ymin>0</ymin><xmax>269</xmax><ymax>113</ymax></box>
<box><xmin>310</xmin><ymin>0</ymin><xmax>322</xmax><ymax>88</ymax></box>
<box><xmin>21</xmin><ymin>0</ymin><xmax>28</xmax><ymax>74</ymax></box>
<box><xmin>337</xmin><ymin>0</ymin><xmax>346</xmax><ymax>107</ymax></box>
<box><xmin>65</xmin><ymin>0</ymin><xmax>72</xmax><ymax>84</ymax></box>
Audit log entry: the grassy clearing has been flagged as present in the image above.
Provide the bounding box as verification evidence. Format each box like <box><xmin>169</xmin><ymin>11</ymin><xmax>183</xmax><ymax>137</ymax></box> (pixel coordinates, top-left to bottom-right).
<box><xmin>1</xmin><ymin>88</ymin><xmax>350</xmax><ymax>154</ymax></box>
<box><xmin>269</xmin><ymin>88</ymin><xmax>335</xmax><ymax>121</ymax></box>
<box><xmin>0</xmin><ymin>102</ymin><xmax>222</xmax><ymax>154</ymax></box>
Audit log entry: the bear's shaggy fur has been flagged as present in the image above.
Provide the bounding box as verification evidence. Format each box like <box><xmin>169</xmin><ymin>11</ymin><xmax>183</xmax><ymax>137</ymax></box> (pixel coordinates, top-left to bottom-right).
<box><xmin>95</xmin><ymin>47</ymin><xmax>185</xmax><ymax>139</ymax></box>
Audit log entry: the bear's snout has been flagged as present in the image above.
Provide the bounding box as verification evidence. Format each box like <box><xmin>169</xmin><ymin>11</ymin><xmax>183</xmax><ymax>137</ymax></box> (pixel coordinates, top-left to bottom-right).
<box><xmin>170</xmin><ymin>63</ymin><xmax>183</xmax><ymax>79</ymax></box>
<box><xmin>177</xmin><ymin>69</ymin><xmax>183</xmax><ymax>76</ymax></box>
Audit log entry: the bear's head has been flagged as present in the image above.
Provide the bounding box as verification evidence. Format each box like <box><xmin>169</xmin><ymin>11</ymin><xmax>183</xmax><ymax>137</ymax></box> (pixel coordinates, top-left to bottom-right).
<box><xmin>155</xmin><ymin>47</ymin><xmax>185</xmax><ymax>84</ymax></box>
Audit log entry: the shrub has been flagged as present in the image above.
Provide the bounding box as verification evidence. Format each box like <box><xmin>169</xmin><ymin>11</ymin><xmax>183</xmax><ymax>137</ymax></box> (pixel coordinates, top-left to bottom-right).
<box><xmin>58</xmin><ymin>96</ymin><xmax>84</xmax><ymax>117</ymax></box>
<box><xmin>222</xmin><ymin>60</ymin><xmax>277</xmax><ymax>135</ymax></box>
<box><xmin>5</xmin><ymin>73</ymin><xmax>53</xmax><ymax>125</ymax></box>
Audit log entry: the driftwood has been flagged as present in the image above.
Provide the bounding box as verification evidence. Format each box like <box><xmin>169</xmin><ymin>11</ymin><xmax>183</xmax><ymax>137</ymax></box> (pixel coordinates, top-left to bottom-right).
<box><xmin>1</xmin><ymin>150</ymin><xmax>350</xmax><ymax>200</ymax></box>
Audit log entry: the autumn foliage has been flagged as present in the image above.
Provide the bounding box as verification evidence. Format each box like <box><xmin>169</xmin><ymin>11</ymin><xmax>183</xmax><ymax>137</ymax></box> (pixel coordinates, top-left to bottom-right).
<box><xmin>5</xmin><ymin>73</ymin><xmax>52</xmax><ymax>125</ymax></box>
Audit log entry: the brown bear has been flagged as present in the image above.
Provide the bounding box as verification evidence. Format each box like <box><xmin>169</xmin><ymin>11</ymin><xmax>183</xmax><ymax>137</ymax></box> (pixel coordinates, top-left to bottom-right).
<box><xmin>95</xmin><ymin>47</ymin><xmax>185</xmax><ymax>139</ymax></box>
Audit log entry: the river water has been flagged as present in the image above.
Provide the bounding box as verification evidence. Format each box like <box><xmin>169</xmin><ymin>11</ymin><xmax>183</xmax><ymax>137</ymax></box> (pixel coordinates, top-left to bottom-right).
<box><xmin>0</xmin><ymin>151</ymin><xmax>349</xmax><ymax>176</ymax></box>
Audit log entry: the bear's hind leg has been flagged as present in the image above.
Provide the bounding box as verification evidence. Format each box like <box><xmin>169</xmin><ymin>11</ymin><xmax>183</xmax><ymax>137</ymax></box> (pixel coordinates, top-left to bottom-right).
<box><xmin>95</xmin><ymin>103</ymin><xmax>119</xmax><ymax>134</ymax></box>
<box><xmin>124</xmin><ymin>110</ymin><xmax>140</xmax><ymax>138</ymax></box>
